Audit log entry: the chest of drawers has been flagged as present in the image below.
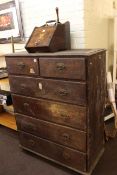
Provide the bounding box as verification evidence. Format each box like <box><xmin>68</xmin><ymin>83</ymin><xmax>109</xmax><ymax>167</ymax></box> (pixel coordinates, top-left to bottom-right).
<box><xmin>5</xmin><ymin>49</ymin><xmax>106</xmax><ymax>175</ymax></box>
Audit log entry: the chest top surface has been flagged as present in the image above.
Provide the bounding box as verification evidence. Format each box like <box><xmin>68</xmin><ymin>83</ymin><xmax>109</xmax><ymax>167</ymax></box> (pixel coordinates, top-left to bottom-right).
<box><xmin>5</xmin><ymin>49</ymin><xmax>106</xmax><ymax>57</ymax></box>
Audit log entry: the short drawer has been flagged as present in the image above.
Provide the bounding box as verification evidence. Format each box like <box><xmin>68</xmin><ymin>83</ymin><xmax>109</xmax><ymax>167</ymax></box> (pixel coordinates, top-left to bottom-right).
<box><xmin>16</xmin><ymin>114</ymin><xmax>86</xmax><ymax>152</ymax></box>
<box><xmin>39</xmin><ymin>57</ymin><xmax>86</xmax><ymax>80</ymax></box>
<box><xmin>19</xmin><ymin>131</ymin><xmax>87</xmax><ymax>172</ymax></box>
<box><xmin>12</xmin><ymin>94</ymin><xmax>86</xmax><ymax>131</ymax></box>
<box><xmin>9</xmin><ymin>76</ymin><xmax>38</xmax><ymax>97</ymax></box>
<box><xmin>6</xmin><ymin>57</ymin><xmax>39</xmax><ymax>76</ymax></box>
<box><xmin>10</xmin><ymin>76</ymin><xmax>86</xmax><ymax>105</ymax></box>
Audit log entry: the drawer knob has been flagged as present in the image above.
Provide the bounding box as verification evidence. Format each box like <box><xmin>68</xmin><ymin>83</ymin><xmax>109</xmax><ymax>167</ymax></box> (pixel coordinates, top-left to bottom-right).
<box><xmin>24</xmin><ymin>102</ymin><xmax>29</xmax><ymax>107</ymax></box>
<box><xmin>62</xmin><ymin>133</ymin><xmax>70</xmax><ymax>141</ymax></box>
<box><xmin>21</xmin><ymin>83</ymin><xmax>26</xmax><ymax>89</ymax></box>
<box><xmin>23</xmin><ymin>103</ymin><xmax>35</xmax><ymax>116</ymax></box>
<box><xmin>29</xmin><ymin>139</ymin><xmax>35</xmax><ymax>146</ymax></box>
<box><xmin>22</xmin><ymin>120</ymin><xmax>37</xmax><ymax>132</ymax></box>
<box><xmin>58</xmin><ymin>89</ymin><xmax>68</xmax><ymax>96</ymax></box>
<box><xmin>17</xmin><ymin>62</ymin><xmax>25</xmax><ymax>69</ymax></box>
<box><xmin>56</xmin><ymin>63</ymin><xmax>65</xmax><ymax>71</ymax></box>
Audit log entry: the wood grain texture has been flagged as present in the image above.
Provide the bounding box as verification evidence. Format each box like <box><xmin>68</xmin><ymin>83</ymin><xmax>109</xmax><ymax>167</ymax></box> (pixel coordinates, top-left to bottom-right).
<box><xmin>6</xmin><ymin>49</ymin><xmax>106</xmax><ymax>174</ymax></box>
<box><xmin>39</xmin><ymin>57</ymin><xmax>86</xmax><ymax>80</ymax></box>
<box><xmin>19</xmin><ymin>131</ymin><xmax>87</xmax><ymax>172</ymax></box>
<box><xmin>16</xmin><ymin>113</ymin><xmax>86</xmax><ymax>152</ymax></box>
<box><xmin>0</xmin><ymin>112</ymin><xmax>17</xmax><ymax>130</ymax></box>
<box><xmin>0</xmin><ymin>105</ymin><xmax>3</xmax><ymax>112</ymax></box>
<box><xmin>25</xmin><ymin>22</ymin><xmax>71</xmax><ymax>52</ymax></box>
<box><xmin>86</xmin><ymin>52</ymin><xmax>106</xmax><ymax>170</ymax></box>
<box><xmin>6</xmin><ymin>57</ymin><xmax>39</xmax><ymax>76</ymax></box>
<box><xmin>9</xmin><ymin>76</ymin><xmax>87</xmax><ymax>105</ymax></box>
<box><xmin>12</xmin><ymin>94</ymin><xmax>87</xmax><ymax>131</ymax></box>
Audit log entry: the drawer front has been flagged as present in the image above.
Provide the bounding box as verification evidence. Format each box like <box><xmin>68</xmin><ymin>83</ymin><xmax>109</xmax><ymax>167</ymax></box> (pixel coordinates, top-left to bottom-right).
<box><xmin>10</xmin><ymin>76</ymin><xmax>86</xmax><ymax>105</ymax></box>
<box><xmin>19</xmin><ymin>131</ymin><xmax>86</xmax><ymax>172</ymax></box>
<box><xmin>37</xmin><ymin>78</ymin><xmax>86</xmax><ymax>105</ymax></box>
<box><xmin>12</xmin><ymin>95</ymin><xmax>86</xmax><ymax>131</ymax></box>
<box><xmin>16</xmin><ymin>114</ymin><xmax>86</xmax><ymax>152</ymax></box>
<box><xmin>39</xmin><ymin>57</ymin><xmax>86</xmax><ymax>80</ymax></box>
<box><xmin>9</xmin><ymin>76</ymin><xmax>38</xmax><ymax>97</ymax></box>
<box><xmin>6</xmin><ymin>57</ymin><xmax>39</xmax><ymax>76</ymax></box>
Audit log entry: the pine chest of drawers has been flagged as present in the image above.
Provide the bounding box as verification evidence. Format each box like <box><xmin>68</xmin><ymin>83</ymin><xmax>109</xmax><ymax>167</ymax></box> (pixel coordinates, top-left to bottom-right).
<box><xmin>5</xmin><ymin>49</ymin><xmax>106</xmax><ymax>175</ymax></box>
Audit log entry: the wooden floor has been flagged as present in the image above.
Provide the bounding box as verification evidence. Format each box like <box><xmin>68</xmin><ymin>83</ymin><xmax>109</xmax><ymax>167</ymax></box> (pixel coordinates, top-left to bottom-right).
<box><xmin>0</xmin><ymin>77</ymin><xmax>16</xmax><ymax>131</ymax></box>
<box><xmin>0</xmin><ymin>78</ymin><xmax>10</xmax><ymax>91</ymax></box>
<box><xmin>0</xmin><ymin>112</ymin><xmax>17</xmax><ymax>131</ymax></box>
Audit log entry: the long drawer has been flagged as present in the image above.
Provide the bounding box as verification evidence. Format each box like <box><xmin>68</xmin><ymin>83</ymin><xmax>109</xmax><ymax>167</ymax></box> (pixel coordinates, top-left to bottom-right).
<box><xmin>19</xmin><ymin>131</ymin><xmax>87</xmax><ymax>172</ymax></box>
<box><xmin>12</xmin><ymin>94</ymin><xmax>86</xmax><ymax>131</ymax></box>
<box><xmin>39</xmin><ymin>57</ymin><xmax>86</xmax><ymax>80</ymax></box>
<box><xmin>16</xmin><ymin>114</ymin><xmax>86</xmax><ymax>152</ymax></box>
<box><xmin>6</xmin><ymin>57</ymin><xmax>39</xmax><ymax>76</ymax></box>
<box><xmin>9</xmin><ymin>76</ymin><xmax>87</xmax><ymax>105</ymax></box>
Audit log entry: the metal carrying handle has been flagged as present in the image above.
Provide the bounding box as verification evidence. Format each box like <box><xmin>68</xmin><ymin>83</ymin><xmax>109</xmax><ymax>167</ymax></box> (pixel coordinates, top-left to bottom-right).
<box><xmin>56</xmin><ymin>7</ymin><xmax>60</xmax><ymax>23</ymax></box>
<box><xmin>45</xmin><ymin>7</ymin><xmax>60</xmax><ymax>25</ymax></box>
<box><xmin>46</xmin><ymin>20</ymin><xmax>56</xmax><ymax>24</ymax></box>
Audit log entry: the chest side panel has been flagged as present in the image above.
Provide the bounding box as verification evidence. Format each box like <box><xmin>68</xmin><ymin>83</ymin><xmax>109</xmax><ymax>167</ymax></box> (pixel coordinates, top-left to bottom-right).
<box><xmin>86</xmin><ymin>51</ymin><xmax>106</xmax><ymax>170</ymax></box>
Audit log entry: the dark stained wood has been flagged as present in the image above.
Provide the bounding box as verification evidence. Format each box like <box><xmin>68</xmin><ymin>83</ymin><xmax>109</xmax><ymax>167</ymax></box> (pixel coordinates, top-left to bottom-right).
<box><xmin>19</xmin><ymin>131</ymin><xmax>87</xmax><ymax>172</ymax></box>
<box><xmin>9</xmin><ymin>76</ymin><xmax>38</xmax><ymax>97</ymax></box>
<box><xmin>9</xmin><ymin>76</ymin><xmax>87</xmax><ymax>105</ymax></box>
<box><xmin>6</xmin><ymin>57</ymin><xmax>39</xmax><ymax>76</ymax></box>
<box><xmin>36</xmin><ymin>78</ymin><xmax>86</xmax><ymax>105</ymax></box>
<box><xmin>86</xmin><ymin>52</ymin><xmax>106</xmax><ymax>170</ymax></box>
<box><xmin>25</xmin><ymin>22</ymin><xmax>71</xmax><ymax>53</ymax></box>
<box><xmin>39</xmin><ymin>57</ymin><xmax>86</xmax><ymax>80</ymax></box>
<box><xmin>0</xmin><ymin>105</ymin><xmax>3</xmax><ymax>112</ymax></box>
<box><xmin>5</xmin><ymin>49</ymin><xmax>105</xmax><ymax>57</ymax></box>
<box><xmin>16</xmin><ymin>114</ymin><xmax>86</xmax><ymax>152</ymax></box>
<box><xmin>12</xmin><ymin>94</ymin><xmax>87</xmax><ymax>131</ymax></box>
<box><xmin>5</xmin><ymin>49</ymin><xmax>106</xmax><ymax>174</ymax></box>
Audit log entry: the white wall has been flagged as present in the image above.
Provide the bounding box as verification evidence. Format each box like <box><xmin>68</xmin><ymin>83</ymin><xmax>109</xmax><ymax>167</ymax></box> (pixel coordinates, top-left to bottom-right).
<box><xmin>19</xmin><ymin>0</ymin><xmax>85</xmax><ymax>49</ymax></box>
<box><xmin>84</xmin><ymin>0</ymin><xmax>116</xmax><ymax>70</ymax></box>
<box><xmin>0</xmin><ymin>0</ymin><xmax>116</xmax><ymax>71</ymax></box>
